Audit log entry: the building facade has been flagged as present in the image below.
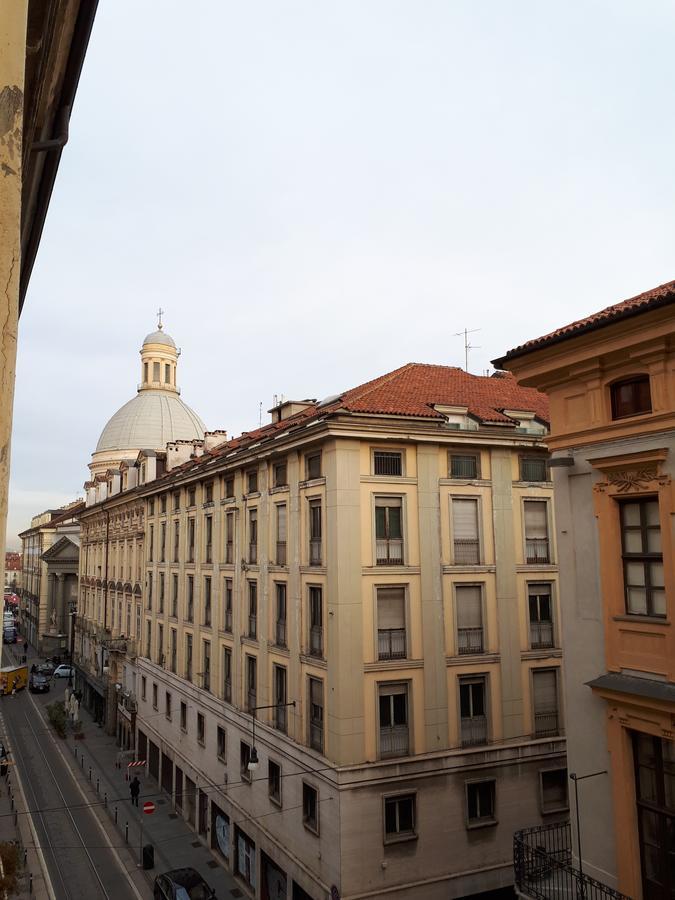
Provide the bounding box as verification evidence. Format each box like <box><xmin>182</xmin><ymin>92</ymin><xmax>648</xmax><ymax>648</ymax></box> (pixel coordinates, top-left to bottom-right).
<box><xmin>496</xmin><ymin>280</ymin><xmax>675</xmax><ymax>900</ymax></box>
<box><xmin>78</xmin><ymin>363</ymin><xmax>566</xmax><ymax>899</ymax></box>
<box><xmin>4</xmin><ymin>552</ymin><xmax>22</xmax><ymax>593</ymax></box>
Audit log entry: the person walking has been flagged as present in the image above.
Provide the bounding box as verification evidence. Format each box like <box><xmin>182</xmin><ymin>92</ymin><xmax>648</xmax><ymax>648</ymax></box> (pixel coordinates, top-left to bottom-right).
<box><xmin>130</xmin><ymin>776</ymin><xmax>140</xmax><ymax>807</ymax></box>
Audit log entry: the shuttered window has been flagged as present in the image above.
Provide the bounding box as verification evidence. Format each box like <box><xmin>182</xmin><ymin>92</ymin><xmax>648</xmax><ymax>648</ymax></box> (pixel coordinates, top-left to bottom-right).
<box><xmin>452</xmin><ymin>498</ymin><xmax>480</xmax><ymax>564</ymax></box>
<box><xmin>377</xmin><ymin>587</ymin><xmax>406</xmax><ymax>659</ymax></box>
<box><xmin>524</xmin><ymin>501</ymin><xmax>549</xmax><ymax>563</ymax></box>
<box><xmin>532</xmin><ymin>669</ymin><xmax>559</xmax><ymax>737</ymax></box>
<box><xmin>456</xmin><ymin>585</ymin><xmax>483</xmax><ymax>654</ymax></box>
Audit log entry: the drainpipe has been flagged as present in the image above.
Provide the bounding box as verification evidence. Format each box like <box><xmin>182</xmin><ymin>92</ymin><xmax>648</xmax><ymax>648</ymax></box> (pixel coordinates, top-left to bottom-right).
<box><xmin>103</xmin><ymin>509</ymin><xmax>109</xmax><ymax>629</ymax></box>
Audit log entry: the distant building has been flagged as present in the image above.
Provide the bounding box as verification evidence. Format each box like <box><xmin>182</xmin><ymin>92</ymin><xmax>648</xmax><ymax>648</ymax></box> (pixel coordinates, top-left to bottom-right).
<box><xmin>4</xmin><ymin>552</ymin><xmax>22</xmax><ymax>592</ymax></box>
<box><xmin>77</xmin><ymin>361</ymin><xmax>564</xmax><ymax>900</ymax></box>
<box><xmin>496</xmin><ymin>280</ymin><xmax>675</xmax><ymax>900</ymax></box>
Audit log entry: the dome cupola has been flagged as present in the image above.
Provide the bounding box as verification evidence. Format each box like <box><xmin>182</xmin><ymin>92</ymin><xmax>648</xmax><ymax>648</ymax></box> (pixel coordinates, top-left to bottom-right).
<box><xmin>139</xmin><ymin>308</ymin><xmax>179</xmax><ymax>393</ymax></box>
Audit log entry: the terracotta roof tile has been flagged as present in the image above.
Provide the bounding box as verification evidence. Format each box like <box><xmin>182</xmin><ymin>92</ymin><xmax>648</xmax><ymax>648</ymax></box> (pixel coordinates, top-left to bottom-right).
<box><xmin>496</xmin><ymin>278</ymin><xmax>675</xmax><ymax>364</ymax></box>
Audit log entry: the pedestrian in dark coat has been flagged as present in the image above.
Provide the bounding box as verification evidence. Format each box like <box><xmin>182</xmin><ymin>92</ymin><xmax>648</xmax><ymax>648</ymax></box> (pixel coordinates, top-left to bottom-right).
<box><xmin>130</xmin><ymin>776</ymin><xmax>140</xmax><ymax>806</ymax></box>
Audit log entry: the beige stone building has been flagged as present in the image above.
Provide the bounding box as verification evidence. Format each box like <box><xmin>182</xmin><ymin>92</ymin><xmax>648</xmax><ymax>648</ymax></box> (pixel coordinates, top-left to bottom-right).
<box><xmin>4</xmin><ymin>552</ymin><xmax>22</xmax><ymax>593</ymax></box>
<box><xmin>77</xmin><ymin>362</ymin><xmax>565</xmax><ymax>899</ymax></box>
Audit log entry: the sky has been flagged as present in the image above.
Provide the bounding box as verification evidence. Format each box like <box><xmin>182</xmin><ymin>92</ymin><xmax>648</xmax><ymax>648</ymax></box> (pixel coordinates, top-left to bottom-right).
<box><xmin>8</xmin><ymin>0</ymin><xmax>675</xmax><ymax>548</ymax></box>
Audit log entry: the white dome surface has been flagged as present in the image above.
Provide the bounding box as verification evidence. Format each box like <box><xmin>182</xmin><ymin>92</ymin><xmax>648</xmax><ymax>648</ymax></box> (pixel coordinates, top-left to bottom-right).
<box><xmin>96</xmin><ymin>390</ymin><xmax>205</xmax><ymax>452</ymax></box>
<box><xmin>143</xmin><ymin>330</ymin><xmax>176</xmax><ymax>348</ymax></box>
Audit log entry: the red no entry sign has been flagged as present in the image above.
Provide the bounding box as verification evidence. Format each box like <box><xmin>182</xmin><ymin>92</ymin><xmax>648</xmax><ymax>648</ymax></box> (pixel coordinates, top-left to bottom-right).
<box><xmin>143</xmin><ymin>801</ymin><xmax>155</xmax><ymax>815</ymax></box>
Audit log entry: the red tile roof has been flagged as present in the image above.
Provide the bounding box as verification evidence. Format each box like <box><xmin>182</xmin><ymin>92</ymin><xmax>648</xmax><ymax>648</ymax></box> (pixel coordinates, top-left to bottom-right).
<box><xmin>495</xmin><ymin>278</ymin><xmax>675</xmax><ymax>364</ymax></box>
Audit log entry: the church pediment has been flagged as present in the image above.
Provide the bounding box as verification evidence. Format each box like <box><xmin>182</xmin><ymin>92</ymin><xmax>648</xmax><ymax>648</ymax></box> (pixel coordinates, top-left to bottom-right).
<box><xmin>41</xmin><ymin>536</ymin><xmax>79</xmax><ymax>563</ymax></box>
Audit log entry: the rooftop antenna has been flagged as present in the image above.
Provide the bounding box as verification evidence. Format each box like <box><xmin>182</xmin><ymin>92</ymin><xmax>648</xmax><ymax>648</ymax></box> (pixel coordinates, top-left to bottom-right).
<box><xmin>259</xmin><ymin>402</ymin><xmax>263</xmax><ymax>427</ymax></box>
<box><xmin>157</xmin><ymin>306</ymin><xmax>164</xmax><ymax>331</ymax></box>
<box><xmin>454</xmin><ymin>327</ymin><xmax>481</xmax><ymax>372</ymax></box>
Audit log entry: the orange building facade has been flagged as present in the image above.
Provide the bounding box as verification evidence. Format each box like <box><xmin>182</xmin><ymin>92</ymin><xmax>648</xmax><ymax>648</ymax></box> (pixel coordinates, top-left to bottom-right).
<box><xmin>496</xmin><ymin>281</ymin><xmax>675</xmax><ymax>900</ymax></box>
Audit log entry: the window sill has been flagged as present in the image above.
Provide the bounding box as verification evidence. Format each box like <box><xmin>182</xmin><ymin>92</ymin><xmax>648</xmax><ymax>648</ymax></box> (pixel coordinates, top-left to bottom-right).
<box><xmin>270</xmin><ymin>485</ymin><xmax>289</xmax><ymax>495</ymax></box>
<box><xmin>542</xmin><ymin>805</ymin><xmax>569</xmax><ymax>815</ymax></box>
<box><xmin>303</xmin><ymin>822</ymin><xmax>320</xmax><ymax>837</ymax></box>
<box><xmin>220</xmin><ymin>497</ymin><xmax>236</xmax><ymax>505</ymax></box>
<box><xmin>244</xmin><ymin>492</ymin><xmax>260</xmax><ymax>500</ymax></box>
<box><xmin>383</xmin><ymin>832</ymin><xmax>418</xmax><ymax>846</ymax></box>
<box><xmin>299</xmin><ymin>477</ymin><xmax>326</xmax><ymax>489</ymax></box>
<box><xmin>613</xmin><ymin>614</ymin><xmax>669</xmax><ymax>626</ymax></box>
<box><xmin>269</xmin><ymin>795</ymin><xmax>282</xmax><ymax>809</ymax></box>
<box><xmin>513</xmin><ymin>480</ymin><xmax>553</xmax><ymax>488</ymax></box>
<box><xmin>466</xmin><ymin>817</ymin><xmax>498</xmax><ymax>831</ymax></box>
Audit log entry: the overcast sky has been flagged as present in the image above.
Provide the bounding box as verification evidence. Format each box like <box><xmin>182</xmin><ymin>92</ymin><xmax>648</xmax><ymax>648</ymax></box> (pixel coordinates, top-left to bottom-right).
<box><xmin>8</xmin><ymin>0</ymin><xmax>675</xmax><ymax>548</ymax></box>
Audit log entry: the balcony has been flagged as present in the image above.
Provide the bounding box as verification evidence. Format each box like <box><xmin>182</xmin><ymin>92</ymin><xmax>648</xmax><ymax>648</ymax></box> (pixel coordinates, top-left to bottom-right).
<box><xmin>224</xmin><ymin>609</ymin><xmax>232</xmax><ymax>633</ymax></box>
<box><xmin>309</xmin><ymin>539</ymin><xmax>322</xmax><ymax>566</ymax></box>
<box><xmin>454</xmin><ymin>539</ymin><xmax>480</xmax><ymax>565</ymax></box>
<box><xmin>378</xmin><ymin>628</ymin><xmax>406</xmax><ymax>660</ymax></box>
<box><xmin>248</xmin><ymin>615</ymin><xmax>257</xmax><ymax>640</ymax></box>
<box><xmin>247</xmin><ymin>690</ymin><xmax>257</xmax><ymax>713</ymax></box>
<box><xmin>274</xmin><ymin>705</ymin><xmax>287</xmax><ymax>733</ymax></box>
<box><xmin>457</xmin><ymin>627</ymin><xmax>484</xmax><ymax>655</ymax></box>
<box><xmin>223</xmin><ymin>681</ymin><xmax>232</xmax><ymax>703</ymax></box>
<box><xmin>376</xmin><ymin>539</ymin><xmax>403</xmax><ymax>566</ymax></box>
<box><xmin>514</xmin><ymin>822</ymin><xmax>630</xmax><ymax>900</ymax></box>
<box><xmin>309</xmin><ymin>626</ymin><xmax>323</xmax><ymax>657</ymax></box>
<box><xmin>276</xmin><ymin>620</ymin><xmax>287</xmax><ymax>648</ymax></box>
<box><xmin>276</xmin><ymin>541</ymin><xmax>287</xmax><ymax>566</ymax></box>
<box><xmin>309</xmin><ymin>721</ymin><xmax>324</xmax><ymax>753</ymax></box>
<box><xmin>461</xmin><ymin>714</ymin><xmax>488</xmax><ymax>747</ymax></box>
<box><xmin>379</xmin><ymin>724</ymin><xmax>409</xmax><ymax>758</ymax></box>
<box><xmin>530</xmin><ymin>621</ymin><xmax>554</xmax><ymax>650</ymax></box>
<box><xmin>248</xmin><ymin>543</ymin><xmax>257</xmax><ymax>565</ymax></box>
<box><xmin>526</xmin><ymin>539</ymin><xmax>550</xmax><ymax>564</ymax></box>
<box><xmin>534</xmin><ymin>710</ymin><xmax>559</xmax><ymax>738</ymax></box>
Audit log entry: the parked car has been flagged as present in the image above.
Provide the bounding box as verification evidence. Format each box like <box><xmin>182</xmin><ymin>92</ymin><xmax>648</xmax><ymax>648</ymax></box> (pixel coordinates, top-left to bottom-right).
<box><xmin>53</xmin><ymin>664</ymin><xmax>74</xmax><ymax>679</ymax></box>
<box><xmin>29</xmin><ymin>673</ymin><xmax>50</xmax><ymax>694</ymax></box>
<box><xmin>153</xmin><ymin>868</ymin><xmax>216</xmax><ymax>900</ymax></box>
<box><xmin>37</xmin><ymin>663</ymin><xmax>55</xmax><ymax>678</ymax></box>
<box><xmin>2</xmin><ymin>627</ymin><xmax>16</xmax><ymax>644</ymax></box>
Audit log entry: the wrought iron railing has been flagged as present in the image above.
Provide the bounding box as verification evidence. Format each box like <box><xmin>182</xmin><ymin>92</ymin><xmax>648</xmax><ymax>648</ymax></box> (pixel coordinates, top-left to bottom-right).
<box><xmin>534</xmin><ymin>710</ymin><xmax>559</xmax><ymax>737</ymax></box>
<box><xmin>530</xmin><ymin>621</ymin><xmax>554</xmax><ymax>649</ymax></box>
<box><xmin>379</xmin><ymin>725</ymin><xmax>409</xmax><ymax>757</ymax></box>
<box><xmin>378</xmin><ymin>628</ymin><xmax>406</xmax><ymax>659</ymax></box>
<box><xmin>457</xmin><ymin>627</ymin><xmax>484</xmax><ymax>655</ymax></box>
<box><xmin>514</xmin><ymin>822</ymin><xmax>630</xmax><ymax>900</ymax></box>
<box><xmin>248</xmin><ymin>614</ymin><xmax>257</xmax><ymax>639</ymax></box>
<box><xmin>526</xmin><ymin>538</ymin><xmax>550</xmax><ymax>564</ymax></box>
<box><xmin>376</xmin><ymin>539</ymin><xmax>404</xmax><ymax>565</ymax></box>
<box><xmin>309</xmin><ymin>539</ymin><xmax>322</xmax><ymax>566</ymax></box>
<box><xmin>276</xmin><ymin>620</ymin><xmax>287</xmax><ymax>648</ymax></box>
<box><xmin>460</xmin><ymin>714</ymin><xmax>488</xmax><ymax>747</ymax></box>
<box><xmin>276</xmin><ymin>541</ymin><xmax>287</xmax><ymax>566</ymax></box>
<box><xmin>309</xmin><ymin>626</ymin><xmax>323</xmax><ymax>657</ymax></box>
<box><xmin>454</xmin><ymin>539</ymin><xmax>480</xmax><ymax>565</ymax></box>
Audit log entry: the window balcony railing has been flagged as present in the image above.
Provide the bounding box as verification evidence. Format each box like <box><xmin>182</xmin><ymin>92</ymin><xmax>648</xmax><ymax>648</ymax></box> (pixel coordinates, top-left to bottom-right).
<box><xmin>224</xmin><ymin>609</ymin><xmax>232</xmax><ymax>633</ymax></box>
<box><xmin>225</xmin><ymin>544</ymin><xmax>233</xmax><ymax>565</ymax></box>
<box><xmin>248</xmin><ymin>615</ymin><xmax>257</xmax><ymax>640</ymax></box>
<box><xmin>454</xmin><ymin>539</ymin><xmax>480</xmax><ymax>565</ymax></box>
<box><xmin>309</xmin><ymin>722</ymin><xmax>324</xmax><ymax>753</ymax></box>
<box><xmin>205</xmin><ymin>543</ymin><xmax>212</xmax><ymax>564</ymax></box>
<box><xmin>276</xmin><ymin>620</ymin><xmax>287</xmax><ymax>648</ymax></box>
<box><xmin>534</xmin><ymin>710</ymin><xmax>559</xmax><ymax>738</ymax></box>
<box><xmin>379</xmin><ymin>724</ymin><xmax>409</xmax><ymax>758</ymax></box>
<box><xmin>276</xmin><ymin>541</ymin><xmax>287</xmax><ymax>566</ymax></box>
<box><xmin>378</xmin><ymin>628</ymin><xmax>406</xmax><ymax>660</ymax></box>
<box><xmin>309</xmin><ymin>539</ymin><xmax>322</xmax><ymax>566</ymax></box>
<box><xmin>461</xmin><ymin>714</ymin><xmax>488</xmax><ymax>747</ymax></box>
<box><xmin>526</xmin><ymin>539</ymin><xmax>550</xmax><ymax>564</ymax></box>
<box><xmin>223</xmin><ymin>681</ymin><xmax>232</xmax><ymax>703</ymax></box>
<box><xmin>247</xmin><ymin>690</ymin><xmax>257</xmax><ymax>713</ymax></box>
<box><xmin>249</xmin><ymin>543</ymin><xmax>258</xmax><ymax>565</ymax></box>
<box><xmin>457</xmin><ymin>627</ymin><xmax>484</xmax><ymax>655</ymax></box>
<box><xmin>274</xmin><ymin>704</ymin><xmax>287</xmax><ymax>733</ymax></box>
<box><xmin>530</xmin><ymin>621</ymin><xmax>554</xmax><ymax>650</ymax></box>
<box><xmin>514</xmin><ymin>822</ymin><xmax>630</xmax><ymax>900</ymax></box>
<box><xmin>376</xmin><ymin>539</ymin><xmax>403</xmax><ymax>566</ymax></box>
<box><xmin>309</xmin><ymin>626</ymin><xmax>323</xmax><ymax>657</ymax></box>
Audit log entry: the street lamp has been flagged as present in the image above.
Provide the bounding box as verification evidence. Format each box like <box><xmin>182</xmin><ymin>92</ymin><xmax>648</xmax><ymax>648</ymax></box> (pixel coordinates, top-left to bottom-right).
<box><xmin>569</xmin><ymin>769</ymin><xmax>607</xmax><ymax>885</ymax></box>
<box><xmin>248</xmin><ymin>701</ymin><xmax>296</xmax><ymax>771</ymax></box>
<box><xmin>67</xmin><ymin>607</ymin><xmax>76</xmax><ymax>688</ymax></box>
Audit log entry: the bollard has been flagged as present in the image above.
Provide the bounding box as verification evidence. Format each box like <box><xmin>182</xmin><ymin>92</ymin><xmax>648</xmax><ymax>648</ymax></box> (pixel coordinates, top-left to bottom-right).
<box><xmin>10</xmin><ymin>793</ymin><xmax>13</xmax><ymax>811</ymax></box>
<box><xmin>14</xmin><ymin>810</ymin><xmax>17</xmax><ymax>826</ymax></box>
<box><xmin>114</xmin><ymin>806</ymin><xmax>118</xmax><ymax>824</ymax></box>
<box><xmin>96</xmin><ymin>777</ymin><xmax>99</xmax><ymax>794</ymax></box>
<box><xmin>104</xmin><ymin>792</ymin><xmax>107</xmax><ymax>808</ymax></box>
<box><xmin>80</xmin><ymin>755</ymin><xmax>84</xmax><ymax>769</ymax></box>
<box><xmin>29</xmin><ymin>873</ymin><xmax>33</xmax><ymax>895</ymax></box>
<box><xmin>125</xmin><ymin>821</ymin><xmax>128</xmax><ymax>844</ymax></box>
<box><xmin>88</xmin><ymin>767</ymin><xmax>91</xmax><ymax>782</ymax></box>
<box><xmin>23</xmin><ymin>848</ymin><xmax>27</xmax><ymax>866</ymax></box>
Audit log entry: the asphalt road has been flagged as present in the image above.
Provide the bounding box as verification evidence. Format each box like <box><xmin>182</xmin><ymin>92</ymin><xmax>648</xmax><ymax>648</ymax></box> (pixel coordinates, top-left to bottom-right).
<box><xmin>1</xmin><ymin>676</ymin><xmax>141</xmax><ymax>900</ymax></box>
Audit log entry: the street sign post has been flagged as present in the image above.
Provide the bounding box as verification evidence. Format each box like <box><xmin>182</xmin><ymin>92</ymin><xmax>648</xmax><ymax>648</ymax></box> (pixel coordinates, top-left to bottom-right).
<box><xmin>138</xmin><ymin>800</ymin><xmax>155</xmax><ymax>867</ymax></box>
<box><xmin>143</xmin><ymin>801</ymin><xmax>155</xmax><ymax>814</ymax></box>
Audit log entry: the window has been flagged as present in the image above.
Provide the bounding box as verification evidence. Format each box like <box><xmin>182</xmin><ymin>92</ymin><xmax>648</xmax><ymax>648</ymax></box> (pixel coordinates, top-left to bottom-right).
<box><xmin>611</xmin><ymin>375</ymin><xmax>651</xmax><ymax>419</ymax></box>
<box><xmin>273</xmin><ymin>461</ymin><xmax>287</xmax><ymax>487</ymax></box>
<box><xmin>223</xmin><ymin>648</ymin><xmax>232</xmax><ymax>702</ymax></box>
<box><xmin>225</xmin><ymin>511</ymin><xmax>234</xmax><ymax>564</ymax></box>
<box><xmin>248</xmin><ymin>509</ymin><xmax>258</xmax><ymax>564</ymax></box>
<box><xmin>202</xmin><ymin>640</ymin><xmax>211</xmax><ymax>692</ymax></box>
<box><xmin>141</xmin><ymin>676</ymin><xmax>147</xmax><ymax>700</ymax></box>
<box><xmin>217</xmin><ymin>726</ymin><xmax>226</xmax><ymax>760</ymax></box>
<box><xmin>204</xmin><ymin>515</ymin><xmax>213</xmax><ymax>563</ymax></box>
<box><xmin>275</xmin><ymin>583</ymin><xmax>287</xmax><ymax>647</ymax></box>
<box><xmin>633</xmin><ymin>733</ymin><xmax>675</xmax><ymax>900</ymax></box>
<box><xmin>144</xmin><ymin>362</ymin><xmax>148</xmax><ymax>383</ymax></box>
<box><xmin>240</xmin><ymin>742</ymin><xmax>252</xmax><ymax>782</ymax></box>
<box><xmin>246</xmin><ymin>655</ymin><xmax>257</xmax><ymax>712</ymax></box>
<box><xmin>384</xmin><ymin>794</ymin><xmax>416</xmax><ymax>842</ymax></box>
<box><xmin>159</xmin><ymin>573</ymin><xmax>165</xmax><ymax>614</ymax></box>
<box><xmin>205</xmin><ymin>481</ymin><xmax>214</xmax><ymax>503</ymax></box>
<box><xmin>524</xmin><ymin>501</ymin><xmax>550</xmax><ymax>564</ymax></box>
<box><xmin>308</xmin><ymin>677</ymin><xmax>324</xmax><ymax>752</ymax></box>
<box><xmin>450</xmin><ymin>454</ymin><xmax>479</xmax><ymax>479</ymax></box>
<box><xmin>309</xmin><ymin>499</ymin><xmax>322</xmax><ymax>565</ymax></box>
<box><xmin>173</xmin><ymin>491</ymin><xmax>180</xmax><ymax>511</ymax></box>
<box><xmin>460</xmin><ymin>677</ymin><xmax>488</xmax><ymax>746</ymax></box>
<box><xmin>164</xmin><ymin>362</ymin><xmax>170</xmax><ymax>383</ymax></box>
<box><xmin>375</xmin><ymin>497</ymin><xmax>404</xmax><ymax>565</ymax></box>
<box><xmin>521</xmin><ymin>456</ymin><xmax>548</xmax><ymax>482</ymax></box>
<box><xmin>203</xmin><ymin>577</ymin><xmax>212</xmax><ymax>626</ymax></box>
<box><xmin>160</xmin><ymin>523</ymin><xmax>166</xmax><ymax>561</ymax></box>
<box><xmin>152</xmin><ymin>682</ymin><xmax>158</xmax><ymax>709</ymax></box>
<box><xmin>224</xmin><ymin>476</ymin><xmax>234</xmax><ymax>499</ymax></box>
<box><xmin>302</xmin><ymin>783</ymin><xmax>319</xmax><ymax>834</ymax></box>
<box><xmin>276</xmin><ymin>504</ymin><xmax>287</xmax><ymax>565</ymax></box>
<box><xmin>377</xmin><ymin>586</ymin><xmax>406</xmax><ymax>659</ymax></box>
<box><xmin>379</xmin><ymin>684</ymin><xmax>409</xmax><ymax>758</ymax></box>
<box><xmin>170</xmin><ymin>628</ymin><xmax>177</xmax><ymax>673</ymax></box>
<box><xmin>187</xmin><ymin>518</ymin><xmax>195</xmax><ymax>563</ymax></box>
<box><xmin>157</xmin><ymin>623</ymin><xmax>164</xmax><ymax>664</ymax></box>
<box><xmin>247</xmin><ymin>470</ymin><xmax>258</xmax><ymax>494</ymax></box>
<box><xmin>149</xmin><ymin>525</ymin><xmax>154</xmax><ymax>562</ymax></box>
<box><xmin>188</xmin><ymin>486</ymin><xmax>196</xmax><ymax>507</ymax></box>
<box><xmin>224</xmin><ymin>579</ymin><xmax>233</xmax><ymax>632</ymax></box>
<box><xmin>300</xmin><ymin>451</ymin><xmax>320</xmax><ymax>482</ymax></box>
<box><xmin>197</xmin><ymin>713</ymin><xmax>205</xmax><ymax>745</ymax></box>
<box><xmin>145</xmin><ymin>620</ymin><xmax>152</xmax><ymax>658</ymax></box>
<box><xmin>532</xmin><ymin>668</ymin><xmax>559</xmax><ymax>737</ymax></box>
<box><xmin>160</xmin><ymin>494</ymin><xmax>167</xmax><ymax>515</ymax></box>
<box><xmin>185</xmin><ymin>633</ymin><xmax>193</xmax><ymax>682</ymax></box>
<box><xmin>165</xmin><ymin>691</ymin><xmax>172</xmax><ymax>720</ymax></box>
<box><xmin>308</xmin><ymin>586</ymin><xmax>323</xmax><ymax>656</ymax></box>
<box><xmin>273</xmin><ymin>665</ymin><xmax>287</xmax><ymax>732</ymax></box>
<box><xmin>186</xmin><ymin>575</ymin><xmax>194</xmax><ymax>622</ymax></box>
<box><xmin>456</xmin><ymin>585</ymin><xmax>483</xmax><ymax>654</ymax></box>
<box><xmin>452</xmin><ymin>498</ymin><xmax>480</xmax><ymax>564</ymax></box>
<box><xmin>467</xmin><ymin>780</ymin><xmax>496</xmax><ymax>826</ymax></box>
<box><xmin>529</xmin><ymin>584</ymin><xmax>554</xmax><ymax>648</ymax></box>
<box><xmin>248</xmin><ymin>581</ymin><xmax>257</xmax><ymax>638</ymax></box>
<box><xmin>173</xmin><ymin>521</ymin><xmax>180</xmax><ymax>563</ymax></box>
<box><xmin>620</xmin><ymin>499</ymin><xmax>665</xmax><ymax>617</ymax></box>
<box><xmin>268</xmin><ymin>760</ymin><xmax>282</xmax><ymax>806</ymax></box>
<box><xmin>540</xmin><ymin>769</ymin><xmax>569</xmax><ymax>813</ymax></box>
<box><xmin>171</xmin><ymin>574</ymin><xmax>178</xmax><ymax>618</ymax></box>
<box><xmin>153</xmin><ymin>361</ymin><xmax>160</xmax><ymax>381</ymax></box>
<box><xmin>147</xmin><ymin>574</ymin><xmax>153</xmax><ymax>611</ymax></box>
<box><xmin>148</xmin><ymin>498</ymin><xmax>155</xmax><ymax>517</ymax></box>
<box><xmin>374</xmin><ymin>451</ymin><xmax>402</xmax><ymax>477</ymax></box>
<box><xmin>180</xmin><ymin>701</ymin><xmax>187</xmax><ymax>732</ymax></box>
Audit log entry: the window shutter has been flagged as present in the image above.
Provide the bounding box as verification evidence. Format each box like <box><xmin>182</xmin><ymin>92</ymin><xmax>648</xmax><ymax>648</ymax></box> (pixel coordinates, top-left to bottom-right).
<box><xmin>524</xmin><ymin>501</ymin><xmax>548</xmax><ymax>539</ymax></box>
<box><xmin>533</xmin><ymin>670</ymin><xmax>557</xmax><ymax>712</ymax></box>
<box><xmin>377</xmin><ymin>588</ymin><xmax>405</xmax><ymax>629</ymax></box>
<box><xmin>452</xmin><ymin>499</ymin><xmax>479</xmax><ymax>540</ymax></box>
<box><xmin>456</xmin><ymin>586</ymin><xmax>482</xmax><ymax>629</ymax></box>
<box><xmin>276</xmin><ymin>505</ymin><xmax>287</xmax><ymax>542</ymax></box>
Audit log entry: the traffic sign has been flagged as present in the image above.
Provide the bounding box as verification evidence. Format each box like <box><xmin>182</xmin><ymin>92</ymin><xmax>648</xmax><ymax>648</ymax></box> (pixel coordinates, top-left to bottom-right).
<box><xmin>143</xmin><ymin>801</ymin><xmax>155</xmax><ymax>815</ymax></box>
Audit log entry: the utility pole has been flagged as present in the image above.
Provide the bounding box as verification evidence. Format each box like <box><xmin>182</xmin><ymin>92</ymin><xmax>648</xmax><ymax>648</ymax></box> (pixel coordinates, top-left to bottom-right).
<box><xmin>454</xmin><ymin>328</ymin><xmax>481</xmax><ymax>373</ymax></box>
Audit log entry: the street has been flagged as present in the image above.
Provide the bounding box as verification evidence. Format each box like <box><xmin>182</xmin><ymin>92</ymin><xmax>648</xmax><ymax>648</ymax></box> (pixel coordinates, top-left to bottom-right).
<box><xmin>0</xmin><ymin>672</ymin><xmax>141</xmax><ymax>900</ymax></box>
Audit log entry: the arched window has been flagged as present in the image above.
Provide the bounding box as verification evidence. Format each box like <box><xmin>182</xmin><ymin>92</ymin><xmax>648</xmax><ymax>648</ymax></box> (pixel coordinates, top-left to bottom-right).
<box><xmin>610</xmin><ymin>375</ymin><xmax>651</xmax><ymax>419</ymax></box>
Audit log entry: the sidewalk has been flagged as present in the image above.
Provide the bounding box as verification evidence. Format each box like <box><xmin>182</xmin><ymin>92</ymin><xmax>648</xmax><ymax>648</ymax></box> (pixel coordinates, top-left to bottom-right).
<box><xmin>9</xmin><ymin>640</ymin><xmax>243</xmax><ymax>899</ymax></box>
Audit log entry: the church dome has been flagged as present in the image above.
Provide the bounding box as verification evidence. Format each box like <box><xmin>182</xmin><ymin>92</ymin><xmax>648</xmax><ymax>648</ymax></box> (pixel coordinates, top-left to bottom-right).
<box><xmin>142</xmin><ymin>329</ymin><xmax>176</xmax><ymax>348</ymax></box>
<box><xmin>95</xmin><ymin>390</ymin><xmax>205</xmax><ymax>453</ymax></box>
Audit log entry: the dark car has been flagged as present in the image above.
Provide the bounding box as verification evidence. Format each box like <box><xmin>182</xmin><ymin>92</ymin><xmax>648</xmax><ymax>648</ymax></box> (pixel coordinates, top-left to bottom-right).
<box><xmin>29</xmin><ymin>674</ymin><xmax>50</xmax><ymax>694</ymax></box>
<box><xmin>36</xmin><ymin>663</ymin><xmax>55</xmax><ymax>678</ymax></box>
<box><xmin>153</xmin><ymin>868</ymin><xmax>216</xmax><ymax>900</ymax></box>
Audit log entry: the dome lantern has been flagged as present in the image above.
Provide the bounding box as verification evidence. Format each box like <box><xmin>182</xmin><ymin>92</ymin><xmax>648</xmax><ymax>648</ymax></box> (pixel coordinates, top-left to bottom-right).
<box><xmin>139</xmin><ymin>307</ymin><xmax>179</xmax><ymax>393</ymax></box>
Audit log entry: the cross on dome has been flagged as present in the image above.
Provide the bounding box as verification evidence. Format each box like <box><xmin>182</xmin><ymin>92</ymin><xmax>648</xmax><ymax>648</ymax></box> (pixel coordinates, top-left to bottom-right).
<box><xmin>157</xmin><ymin>307</ymin><xmax>164</xmax><ymax>331</ymax></box>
